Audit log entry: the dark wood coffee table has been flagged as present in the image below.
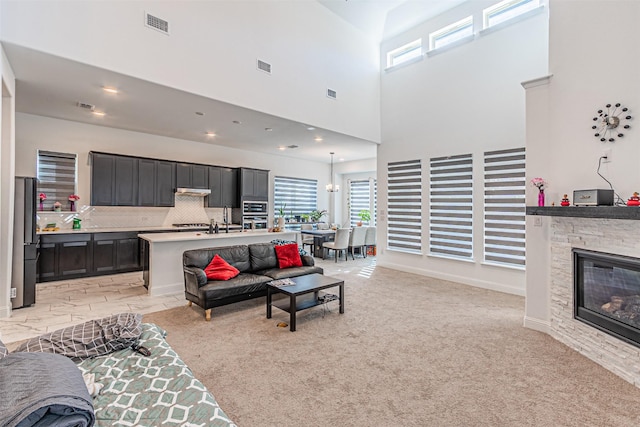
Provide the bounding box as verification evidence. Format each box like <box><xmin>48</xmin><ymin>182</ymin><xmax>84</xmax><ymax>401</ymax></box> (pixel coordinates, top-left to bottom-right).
<box><xmin>266</xmin><ymin>273</ymin><xmax>344</xmax><ymax>332</ymax></box>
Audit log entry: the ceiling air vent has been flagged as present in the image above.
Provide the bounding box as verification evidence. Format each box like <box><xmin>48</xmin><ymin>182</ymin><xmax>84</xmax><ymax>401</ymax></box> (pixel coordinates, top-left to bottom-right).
<box><xmin>257</xmin><ymin>59</ymin><xmax>272</xmax><ymax>74</ymax></box>
<box><xmin>76</xmin><ymin>102</ymin><xmax>95</xmax><ymax>111</ymax></box>
<box><xmin>327</xmin><ymin>89</ymin><xmax>337</xmax><ymax>100</ymax></box>
<box><xmin>287</xmin><ymin>145</ymin><xmax>299</xmax><ymax>149</ymax></box>
<box><xmin>145</xmin><ymin>12</ymin><xmax>169</xmax><ymax>34</ymax></box>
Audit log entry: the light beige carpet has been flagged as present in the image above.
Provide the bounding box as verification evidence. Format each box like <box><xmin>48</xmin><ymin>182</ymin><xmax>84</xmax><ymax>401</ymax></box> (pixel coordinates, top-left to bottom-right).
<box><xmin>143</xmin><ymin>259</ymin><xmax>640</xmax><ymax>427</ymax></box>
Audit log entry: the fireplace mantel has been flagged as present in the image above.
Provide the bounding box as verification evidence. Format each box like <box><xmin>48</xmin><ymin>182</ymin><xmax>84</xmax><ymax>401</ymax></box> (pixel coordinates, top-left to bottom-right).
<box><xmin>527</xmin><ymin>206</ymin><xmax>640</xmax><ymax>220</ymax></box>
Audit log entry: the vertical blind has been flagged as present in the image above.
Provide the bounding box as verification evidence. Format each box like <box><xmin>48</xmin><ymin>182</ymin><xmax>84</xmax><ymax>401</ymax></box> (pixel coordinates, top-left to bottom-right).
<box><xmin>483</xmin><ymin>147</ymin><xmax>526</xmax><ymax>267</ymax></box>
<box><xmin>37</xmin><ymin>150</ymin><xmax>77</xmax><ymax>209</ymax></box>
<box><xmin>349</xmin><ymin>179</ymin><xmax>373</xmax><ymax>226</ymax></box>
<box><xmin>273</xmin><ymin>176</ymin><xmax>318</xmax><ymax>219</ymax></box>
<box><xmin>387</xmin><ymin>160</ymin><xmax>422</xmax><ymax>254</ymax></box>
<box><xmin>429</xmin><ymin>154</ymin><xmax>473</xmax><ymax>259</ymax></box>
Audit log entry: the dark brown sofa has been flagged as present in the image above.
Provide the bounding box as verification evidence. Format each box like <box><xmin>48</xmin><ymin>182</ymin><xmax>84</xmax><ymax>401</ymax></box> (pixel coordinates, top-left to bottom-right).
<box><xmin>183</xmin><ymin>242</ymin><xmax>323</xmax><ymax>320</ymax></box>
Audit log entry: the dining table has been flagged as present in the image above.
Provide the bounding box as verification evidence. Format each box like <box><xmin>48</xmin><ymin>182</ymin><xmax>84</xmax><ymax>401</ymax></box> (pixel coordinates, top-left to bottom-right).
<box><xmin>300</xmin><ymin>229</ymin><xmax>336</xmax><ymax>258</ymax></box>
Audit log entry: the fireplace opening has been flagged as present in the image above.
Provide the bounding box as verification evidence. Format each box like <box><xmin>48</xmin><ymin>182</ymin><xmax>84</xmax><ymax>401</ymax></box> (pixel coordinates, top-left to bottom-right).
<box><xmin>574</xmin><ymin>248</ymin><xmax>640</xmax><ymax>347</ymax></box>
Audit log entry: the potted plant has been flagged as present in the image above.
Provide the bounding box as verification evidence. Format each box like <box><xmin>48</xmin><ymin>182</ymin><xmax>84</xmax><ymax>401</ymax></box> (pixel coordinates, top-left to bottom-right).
<box><xmin>277</xmin><ymin>203</ymin><xmax>286</xmax><ymax>229</ymax></box>
<box><xmin>300</xmin><ymin>213</ymin><xmax>310</xmax><ymax>222</ymax></box>
<box><xmin>357</xmin><ymin>209</ymin><xmax>371</xmax><ymax>226</ymax></box>
<box><xmin>309</xmin><ymin>209</ymin><xmax>327</xmax><ymax>223</ymax></box>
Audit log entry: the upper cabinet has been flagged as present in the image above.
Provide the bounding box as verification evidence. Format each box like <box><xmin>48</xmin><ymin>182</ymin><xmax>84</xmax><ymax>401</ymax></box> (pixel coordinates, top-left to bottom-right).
<box><xmin>239</xmin><ymin>168</ymin><xmax>269</xmax><ymax>201</ymax></box>
<box><xmin>91</xmin><ymin>153</ymin><xmax>138</xmax><ymax>206</ymax></box>
<box><xmin>208</xmin><ymin>166</ymin><xmax>238</xmax><ymax>208</ymax></box>
<box><xmin>138</xmin><ymin>158</ymin><xmax>175</xmax><ymax>207</ymax></box>
<box><xmin>176</xmin><ymin>163</ymin><xmax>208</xmax><ymax>189</ymax></box>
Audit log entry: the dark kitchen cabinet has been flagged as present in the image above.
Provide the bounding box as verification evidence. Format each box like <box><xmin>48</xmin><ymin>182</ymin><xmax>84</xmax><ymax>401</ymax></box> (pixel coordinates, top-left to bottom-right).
<box><xmin>176</xmin><ymin>163</ymin><xmax>208</xmax><ymax>189</ymax></box>
<box><xmin>208</xmin><ymin>166</ymin><xmax>238</xmax><ymax>208</ymax></box>
<box><xmin>138</xmin><ymin>159</ymin><xmax>175</xmax><ymax>207</ymax></box>
<box><xmin>91</xmin><ymin>153</ymin><xmax>138</xmax><ymax>206</ymax></box>
<box><xmin>239</xmin><ymin>168</ymin><xmax>269</xmax><ymax>201</ymax></box>
<box><xmin>38</xmin><ymin>232</ymin><xmax>140</xmax><ymax>283</ymax></box>
<box><xmin>38</xmin><ymin>234</ymin><xmax>92</xmax><ymax>282</ymax></box>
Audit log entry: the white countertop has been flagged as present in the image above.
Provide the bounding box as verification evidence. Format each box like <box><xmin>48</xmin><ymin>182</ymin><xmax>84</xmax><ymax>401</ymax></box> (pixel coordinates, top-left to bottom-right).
<box><xmin>139</xmin><ymin>229</ymin><xmax>297</xmax><ymax>243</ymax></box>
<box><xmin>37</xmin><ymin>225</ymin><xmax>193</xmax><ymax>235</ymax></box>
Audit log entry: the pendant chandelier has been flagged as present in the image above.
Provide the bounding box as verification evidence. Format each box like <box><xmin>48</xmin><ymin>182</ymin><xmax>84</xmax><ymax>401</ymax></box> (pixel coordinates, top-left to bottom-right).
<box><xmin>326</xmin><ymin>152</ymin><xmax>339</xmax><ymax>192</ymax></box>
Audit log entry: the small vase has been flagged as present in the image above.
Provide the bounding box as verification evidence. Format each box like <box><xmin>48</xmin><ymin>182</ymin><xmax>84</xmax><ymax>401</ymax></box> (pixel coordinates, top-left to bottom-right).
<box><xmin>538</xmin><ymin>190</ymin><xmax>545</xmax><ymax>207</ymax></box>
<box><xmin>39</xmin><ymin>202</ymin><xmax>44</xmax><ymax>211</ymax></box>
<box><xmin>70</xmin><ymin>201</ymin><xmax>75</xmax><ymax>212</ymax></box>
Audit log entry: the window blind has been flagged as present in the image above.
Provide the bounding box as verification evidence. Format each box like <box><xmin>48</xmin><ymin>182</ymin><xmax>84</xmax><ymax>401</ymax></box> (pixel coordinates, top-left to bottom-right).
<box><xmin>273</xmin><ymin>176</ymin><xmax>317</xmax><ymax>221</ymax></box>
<box><xmin>483</xmin><ymin>147</ymin><xmax>526</xmax><ymax>267</ymax></box>
<box><xmin>387</xmin><ymin>160</ymin><xmax>422</xmax><ymax>254</ymax></box>
<box><xmin>429</xmin><ymin>154</ymin><xmax>473</xmax><ymax>259</ymax></box>
<box><xmin>37</xmin><ymin>150</ymin><xmax>77</xmax><ymax>209</ymax></box>
<box><xmin>349</xmin><ymin>179</ymin><xmax>376</xmax><ymax>227</ymax></box>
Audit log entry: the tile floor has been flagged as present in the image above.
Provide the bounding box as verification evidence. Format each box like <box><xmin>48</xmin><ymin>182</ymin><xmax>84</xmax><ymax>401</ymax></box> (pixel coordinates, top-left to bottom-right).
<box><xmin>0</xmin><ymin>254</ymin><xmax>376</xmax><ymax>345</ymax></box>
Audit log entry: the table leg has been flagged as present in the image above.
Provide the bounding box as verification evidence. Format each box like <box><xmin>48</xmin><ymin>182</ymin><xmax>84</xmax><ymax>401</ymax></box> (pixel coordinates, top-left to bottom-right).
<box><xmin>267</xmin><ymin>288</ymin><xmax>272</xmax><ymax>319</ymax></box>
<box><xmin>290</xmin><ymin>294</ymin><xmax>297</xmax><ymax>332</ymax></box>
<box><xmin>339</xmin><ymin>283</ymin><xmax>344</xmax><ymax>314</ymax></box>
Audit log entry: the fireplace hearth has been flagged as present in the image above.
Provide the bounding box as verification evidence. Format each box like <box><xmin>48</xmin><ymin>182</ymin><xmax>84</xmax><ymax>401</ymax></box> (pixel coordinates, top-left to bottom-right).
<box><xmin>574</xmin><ymin>248</ymin><xmax>640</xmax><ymax>348</ymax></box>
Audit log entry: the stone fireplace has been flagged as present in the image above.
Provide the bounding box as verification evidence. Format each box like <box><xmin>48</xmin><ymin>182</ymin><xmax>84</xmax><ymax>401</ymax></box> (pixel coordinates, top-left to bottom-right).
<box><xmin>545</xmin><ymin>213</ymin><xmax>640</xmax><ymax>385</ymax></box>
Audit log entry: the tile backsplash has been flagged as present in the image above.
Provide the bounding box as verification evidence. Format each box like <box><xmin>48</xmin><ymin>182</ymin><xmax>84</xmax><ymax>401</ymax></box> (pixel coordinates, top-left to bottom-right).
<box><xmin>36</xmin><ymin>195</ymin><xmax>237</xmax><ymax>230</ymax></box>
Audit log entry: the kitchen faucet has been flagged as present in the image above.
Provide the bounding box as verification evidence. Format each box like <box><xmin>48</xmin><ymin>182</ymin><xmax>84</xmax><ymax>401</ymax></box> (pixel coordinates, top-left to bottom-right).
<box><xmin>223</xmin><ymin>205</ymin><xmax>229</xmax><ymax>233</ymax></box>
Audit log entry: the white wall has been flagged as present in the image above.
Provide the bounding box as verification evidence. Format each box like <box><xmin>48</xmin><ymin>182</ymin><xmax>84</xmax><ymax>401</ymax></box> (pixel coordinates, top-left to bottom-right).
<box><xmin>1</xmin><ymin>0</ymin><xmax>381</xmax><ymax>143</ymax></box>
<box><xmin>0</xmin><ymin>44</ymin><xmax>16</xmax><ymax>320</ymax></box>
<box><xmin>377</xmin><ymin>1</ymin><xmax>549</xmax><ymax>295</ymax></box>
<box><xmin>15</xmin><ymin>113</ymin><xmax>331</xmax><ymax>217</ymax></box>
<box><xmin>525</xmin><ymin>0</ymin><xmax>640</xmax><ymax>329</ymax></box>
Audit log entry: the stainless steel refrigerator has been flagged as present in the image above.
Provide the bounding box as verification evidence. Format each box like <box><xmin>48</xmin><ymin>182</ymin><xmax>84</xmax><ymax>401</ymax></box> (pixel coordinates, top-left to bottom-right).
<box><xmin>11</xmin><ymin>176</ymin><xmax>38</xmax><ymax>309</ymax></box>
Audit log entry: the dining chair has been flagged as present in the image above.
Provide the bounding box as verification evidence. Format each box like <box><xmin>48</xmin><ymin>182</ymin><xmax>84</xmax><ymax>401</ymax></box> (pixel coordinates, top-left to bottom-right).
<box><xmin>348</xmin><ymin>226</ymin><xmax>367</xmax><ymax>259</ymax></box>
<box><xmin>317</xmin><ymin>223</ymin><xmax>329</xmax><ymax>230</ymax></box>
<box><xmin>300</xmin><ymin>223</ymin><xmax>314</xmax><ymax>255</ymax></box>
<box><xmin>364</xmin><ymin>226</ymin><xmax>376</xmax><ymax>257</ymax></box>
<box><xmin>322</xmin><ymin>228</ymin><xmax>350</xmax><ymax>262</ymax></box>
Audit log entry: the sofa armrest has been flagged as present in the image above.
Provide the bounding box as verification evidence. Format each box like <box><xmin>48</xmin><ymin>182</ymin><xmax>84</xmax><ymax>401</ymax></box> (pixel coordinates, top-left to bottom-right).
<box><xmin>184</xmin><ymin>266</ymin><xmax>207</xmax><ymax>295</ymax></box>
<box><xmin>301</xmin><ymin>255</ymin><xmax>315</xmax><ymax>266</ymax></box>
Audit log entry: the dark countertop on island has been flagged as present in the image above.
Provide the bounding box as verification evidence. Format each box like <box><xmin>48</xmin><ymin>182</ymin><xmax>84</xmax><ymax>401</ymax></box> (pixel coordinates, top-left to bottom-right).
<box><xmin>526</xmin><ymin>206</ymin><xmax>640</xmax><ymax>220</ymax></box>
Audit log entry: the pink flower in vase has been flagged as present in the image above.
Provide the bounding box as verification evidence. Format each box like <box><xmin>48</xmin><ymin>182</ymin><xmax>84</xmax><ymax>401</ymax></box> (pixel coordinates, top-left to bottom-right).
<box><xmin>531</xmin><ymin>177</ymin><xmax>547</xmax><ymax>207</ymax></box>
<box><xmin>38</xmin><ymin>193</ymin><xmax>46</xmax><ymax>211</ymax></box>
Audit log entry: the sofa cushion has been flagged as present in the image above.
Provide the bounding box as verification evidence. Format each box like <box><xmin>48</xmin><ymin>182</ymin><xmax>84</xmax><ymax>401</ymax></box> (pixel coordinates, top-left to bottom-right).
<box><xmin>199</xmin><ymin>273</ymin><xmax>270</xmax><ymax>301</ymax></box>
<box><xmin>274</xmin><ymin>243</ymin><xmax>303</xmax><ymax>268</ymax></box>
<box><xmin>204</xmin><ymin>254</ymin><xmax>240</xmax><ymax>281</ymax></box>
<box><xmin>184</xmin><ymin>245</ymin><xmax>252</xmax><ymax>272</ymax></box>
<box><xmin>248</xmin><ymin>243</ymin><xmax>278</xmax><ymax>271</ymax></box>
<box><xmin>262</xmin><ymin>265</ymin><xmax>324</xmax><ymax>280</ymax></box>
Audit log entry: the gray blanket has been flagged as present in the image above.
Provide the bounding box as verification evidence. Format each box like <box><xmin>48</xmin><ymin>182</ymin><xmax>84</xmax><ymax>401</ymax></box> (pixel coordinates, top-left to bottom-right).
<box><xmin>0</xmin><ymin>352</ymin><xmax>95</xmax><ymax>427</ymax></box>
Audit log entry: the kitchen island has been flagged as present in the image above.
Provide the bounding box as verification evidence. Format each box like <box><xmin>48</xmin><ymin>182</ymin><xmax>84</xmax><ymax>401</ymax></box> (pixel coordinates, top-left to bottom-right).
<box><xmin>138</xmin><ymin>230</ymin><xmax>299</xmax><ymax>296</ymax></box>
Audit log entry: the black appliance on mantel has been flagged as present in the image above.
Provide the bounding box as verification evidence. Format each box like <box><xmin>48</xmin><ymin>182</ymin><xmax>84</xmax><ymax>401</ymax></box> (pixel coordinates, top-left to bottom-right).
<box><xmin>11</xmin><ymin>177</ymin><xmax>38</xmax><ymax>309</ymax></box>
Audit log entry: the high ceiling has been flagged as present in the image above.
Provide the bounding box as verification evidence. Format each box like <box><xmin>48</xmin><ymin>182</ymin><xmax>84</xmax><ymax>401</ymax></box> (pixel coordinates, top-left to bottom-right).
<box><xmin>6</xmin><ymin>1</ymin><xmax>464</xmax><ymax>164</ymax></box>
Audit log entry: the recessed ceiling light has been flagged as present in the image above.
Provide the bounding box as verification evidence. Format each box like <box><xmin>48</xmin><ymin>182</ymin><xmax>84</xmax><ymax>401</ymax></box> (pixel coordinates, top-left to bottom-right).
<box><xmin>306</xmin><ymin>126</ymin><xmax>315</xmax><ymax>131</ymax></box>
<box><xmin>206</xmin><ymin>132</ymin><xmax>216</xmax><ymax>137</ymax></box>
<box><xmin>102</xmin><ymin>86</ymin><xmax>119</xmax><ymax>94</ymax></box>
<box><xmin>265</xmin><ymin>127</ymin><xmax>273</xmax><ymax>132</ymax></box>
<box><xmin>339</xmin><ymin>158</ymin><xmax>345</xmax><ymax>162</ymax></box>
<box><xmin>278</xmin><ymin>146</ymin><xmax>286</xmax><ymax>150</ymax></box>
<box><xmin>314</xmin><ymin>137</ymin><xmax>323</xmax><ymax>142</ymax></box>
<box><xmin>92</xmin><ymin>111</ymin><xmax>106</xmax><ymax>117</ymax></box>
<box><xmin>195</xmin><ymin>111</ymin><xmax>205</xmax><ymax>116</ymax></box>
<box><xmin>233</xmin><ymin>120</ymin><xmax>241</xmax><ymax>124</ymax></box>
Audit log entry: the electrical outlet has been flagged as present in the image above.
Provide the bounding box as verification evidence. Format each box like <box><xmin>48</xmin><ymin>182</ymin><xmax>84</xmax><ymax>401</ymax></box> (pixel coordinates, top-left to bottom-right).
<box><xmin>602</xmin><ymin>149</ymin><xmax>612</xmax><ymax>163</ymax></box>
<box><xmin>10</xmin><ymin>288</ymin><xmax>16</xmax><ymax>298</ymax></box>
<box><xmin>534</xmin><ymin>217</ymin><xmax>542</xmax><ymax>227</ymax></box>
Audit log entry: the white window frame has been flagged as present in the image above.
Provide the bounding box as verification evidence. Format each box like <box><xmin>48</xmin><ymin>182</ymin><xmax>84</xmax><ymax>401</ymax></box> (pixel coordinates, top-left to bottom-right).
<box><xmin>429</xmin><ymin>16</ymin><xmax>474</xmax><ymax>51</ymax></box>
<box><xmin>349</xmin><ymin>178</ymin><xmax>376</xmax><ymax>227</ymax></box>
<box><xmin>483</xmin><ymin>148</ymin><xmax>526</xmax><ymax>268</ymax></box>
<box><xmin>429</xmin><ymin>154</ymin><xmax>473</xmax><ymax>260</ymax></box>
<box><xmin>273</xmin><ymin>176</ymin><xmax>318</xmax><ymax>228</ymax></box>
<box><xmin>483</xmin><ymin>0</ymin><xmax>540</xmax><ymax>29</ymax></box>
<box><xmin>36</xmin><ymin>150</ymin><xmax>78</xmax><ymax>211</ymax></box>
<box><xmin>387</xmin><ymin>160</ymin><xmax>422</xmax><ymax>254</ymax></box>
<box><xmin>386</xmin><ymin>39</ymin><xmax>422</xmax><ymax>69</ymax></box>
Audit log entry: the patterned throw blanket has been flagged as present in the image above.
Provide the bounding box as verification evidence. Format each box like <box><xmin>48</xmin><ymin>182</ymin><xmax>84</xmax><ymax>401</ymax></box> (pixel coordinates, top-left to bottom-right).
<box><xmin>0</xmin><ymin>352</ymin><xmax>95</xmax><ymax>427</ymax></box>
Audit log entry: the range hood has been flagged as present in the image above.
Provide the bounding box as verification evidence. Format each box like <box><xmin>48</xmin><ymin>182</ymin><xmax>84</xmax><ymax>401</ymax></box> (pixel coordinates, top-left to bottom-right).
<box><xmin>175</xmin><ymin>188</ymin><xmax>211</xmax><ymax>196</ymax></box>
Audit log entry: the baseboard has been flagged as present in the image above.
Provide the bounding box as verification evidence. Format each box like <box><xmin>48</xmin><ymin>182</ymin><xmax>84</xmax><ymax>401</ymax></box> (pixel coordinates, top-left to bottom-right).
<box><xmin>523</xmin><ymin>316</ymin><xmax>550</xmax><ymax>334</ymax></box>
<box><xmin>376</xmin><ymin>261</ymin><xmax>524</xmax><ymax>296</ymax></box>
<box><xmin>148</xmin><ymin>282</ymin><xmax>183</xmax><ymax>297</ymax></box>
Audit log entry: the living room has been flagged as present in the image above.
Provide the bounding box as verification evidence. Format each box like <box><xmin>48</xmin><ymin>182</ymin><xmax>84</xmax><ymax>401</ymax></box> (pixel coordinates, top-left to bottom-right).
<box><xmin>2</xmin><ymin>0</ymin><xmax>640</xmax><ymax>425</ymax></box>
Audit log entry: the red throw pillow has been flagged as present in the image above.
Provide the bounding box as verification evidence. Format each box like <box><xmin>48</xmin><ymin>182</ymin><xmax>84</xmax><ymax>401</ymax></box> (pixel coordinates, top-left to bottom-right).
<box><xmin>274</xmin><ymin>243</ymin><xmax>303</xmax><ymax>269</ymax></box>
<box><xmin>204</xmin><ymin>254</ymin><xmax>240</xmax><ymax>281</ymax></box>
